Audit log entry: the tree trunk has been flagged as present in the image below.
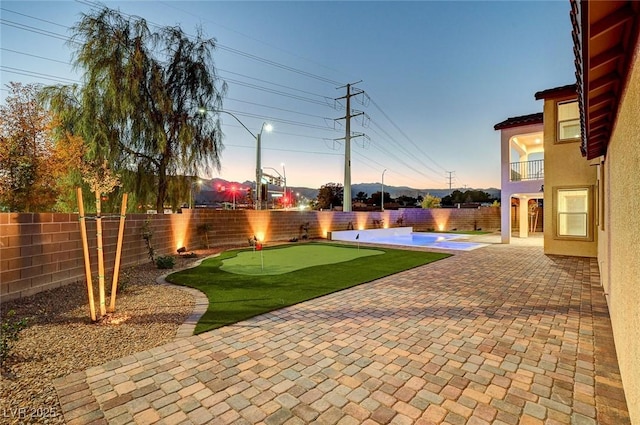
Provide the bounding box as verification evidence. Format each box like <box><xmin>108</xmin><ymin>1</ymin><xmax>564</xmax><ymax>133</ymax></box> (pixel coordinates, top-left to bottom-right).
<box><xmin>156</xmin><ymin>161</ymin><xmax>167</xmax><ymax>214</ymax></box>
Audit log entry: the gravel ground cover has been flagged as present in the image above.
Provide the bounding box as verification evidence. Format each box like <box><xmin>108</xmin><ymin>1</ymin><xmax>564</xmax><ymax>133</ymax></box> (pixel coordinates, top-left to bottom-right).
<box><xmin>0</xmin><ymin>249</ymin><xmax>222</xmax><ymax>425</ymax></box>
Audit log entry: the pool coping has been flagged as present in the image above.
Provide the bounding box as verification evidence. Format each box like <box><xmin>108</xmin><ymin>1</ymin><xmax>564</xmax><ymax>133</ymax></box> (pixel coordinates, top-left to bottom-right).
<box><xmin>329</xmin><ymin>228</ymin><xmax>489</xmax><ymax>252</ymax></box>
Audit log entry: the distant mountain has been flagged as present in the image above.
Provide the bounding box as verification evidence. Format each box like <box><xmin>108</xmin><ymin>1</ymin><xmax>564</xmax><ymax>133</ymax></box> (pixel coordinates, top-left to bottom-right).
<box><xmin>350</xmin><ymin>184</ymin><xmax>500</xmax><ymax>200</ymax></box>
<box><xmin>194</xmin><ymin>178</ymin><xmax>500</xmax><ymax>204</ymax></box>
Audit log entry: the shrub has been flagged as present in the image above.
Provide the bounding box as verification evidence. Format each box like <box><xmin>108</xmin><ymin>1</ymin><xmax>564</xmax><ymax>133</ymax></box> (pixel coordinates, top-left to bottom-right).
<box><xmin>141</xmin><ymin>219</ymin><xmax>155</xmax><ymax>263</ymax></box>
<box><xmin>155</xmin><ymin>255</ymin><xmax>175</xmax><ymax>269</ymax></box>
<box><xmin>1</xmin><ymin>310</ymin><xmax>29</xmax><ymax>366</ymax></box>
<box><xmin>197</xmin><ymin>223</ymin><xmax>213</xmax><ymax>248</ymax></box>
<box><xmin>421</xmin><ymin>194</ymin><xmax>441</xmax><ymax>209</ymax></box>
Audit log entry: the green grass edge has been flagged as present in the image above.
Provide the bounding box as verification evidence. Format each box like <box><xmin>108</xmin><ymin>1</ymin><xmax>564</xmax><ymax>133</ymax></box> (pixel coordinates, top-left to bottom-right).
<box><xmin>166</xmin><ymin>242</ymin><xmax>451</xmax><ymax>334</ymax></box>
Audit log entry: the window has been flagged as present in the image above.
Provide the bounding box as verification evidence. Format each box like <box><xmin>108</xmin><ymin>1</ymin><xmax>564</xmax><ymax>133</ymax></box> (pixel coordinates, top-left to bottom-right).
<box><xmin>557</xmin><ymin>101</ymin><xmax>580</xmax><ymax>141</ymax></box>
<box><xmin>554</xmin><ymin>187</ymin><xmax>592</xmax><ymax>239</ymax></box>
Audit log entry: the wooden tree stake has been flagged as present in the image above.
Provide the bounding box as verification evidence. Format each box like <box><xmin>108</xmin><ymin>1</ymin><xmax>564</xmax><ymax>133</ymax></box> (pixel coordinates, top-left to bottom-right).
<box><xmin>108</xmin><ymin>193</ymin><xmax>128</xmax><ymax>312</ymax></box>
<box><xmin>77</xmin><ymin>187</ymin><xmax>97</xmax><ymax>322</ymax></box>
<box><xmin>95</xmin><ymin>192</ymin><xmax>106</xmax><ymax>317</ymax></box>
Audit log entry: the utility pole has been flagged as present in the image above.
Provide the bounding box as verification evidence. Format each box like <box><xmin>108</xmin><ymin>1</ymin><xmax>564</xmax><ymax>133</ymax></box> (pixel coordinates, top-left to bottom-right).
<box><xmin>381</xmin><ymin>169</ymin><xmax>387</xmax><ymax>212</ymax></box>
<box><xmin>336</xmin><ymin>81</ymin><xmax>364</xmax><ymax>212</ymax></box>
<box><xmin>446</xmin><ymin>171</ymin><xmax>455</xmax><ymax>192</ymax></box>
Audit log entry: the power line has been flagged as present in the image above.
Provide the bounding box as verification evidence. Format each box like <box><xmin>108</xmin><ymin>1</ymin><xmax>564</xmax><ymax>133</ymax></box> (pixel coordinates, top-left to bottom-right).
<box><xmin>0</xmin><ymin>48</ymin><xmax>71</xmax><ymax>65</ymax></box>
<box><xmin>1</xmin><ymin>47</ymin><xmax>337</xmax><ymax>114</ymax></box>
<box><xmin>224</xmin><ymin>142</ymin><xmax>342</xmax><ymax>157</ymax></box>
<box><xmin>0</xmin><ymin>18</ymin><xmax>75</xmax><ymax>43</ymax></box>
<box><xmin>334</xmin><ymin>88</ymin><xmax>453</xmax><ymax>189</ymax></box>
<box><xmin>218</xmin><ymin>68</ymin><xmax>332</xmax><ymax>100</ymax></box>
<box><xmin>216</xmin><ymin>44</ymin><xmax>341</xmax><ymax>86</ymax></box>
<box><xmin>223</xmin><ymin>108</ymin><xmax>341</xmax><ymax>132</ymax></box>
<box><xmin>0</xmin><ymin>70</ymin><xmax>339</xmax><ymax>139</ymax></box>
<box><xmin>2</xmin><ymin>4</ymin><xmax>452</xmax><ymax>190</ymax></box>
<box><xmin>0</xmin><ymin>66</ymin><xmax>80</xmax><ymax>84</ymax></box>
<box><xmin>228</xmin><ymin>122</ymin><xmax>339</xmax><ymax>144</ymax></box>
<box><xmin>224</xmin><ymin>77</ymin><xmax>334</xmax><ymax>108</ymax></box>
<box><xmin>351</xmin><ymin>149</ymin><xmax>418</xmax><ymax>184</ymax></box>
<box><xmin>157</xmin><ymin>0</ymin><xmax>354</xmax><ymax>84</ymax></box>
<box><xmin>366</xmin><ymin>137</ymin><xmax>443</xmax><ymax>186</ymax></box>
<box><xmin>1</xmin><ymin>8</ymin><xmax>338</xmax><ymax>110</ymax></box>
<box><xmin>1</xmin><ymin>6</ymin><xmax>338</xmax><ymax>101</ymax></box>
<box><xmin>75</xmin><ymin>0</ymin><xmax>343</xmax><ymax>86</ymax></box>
<box><xmin>367</xmin><ymin>119</ymin><xmax>443</xmax><ymax>179</ymax></box>
<box><xmin>226</xmin><ymin>97</ymin><xmax>332</xmax><ymax>121</ymax></box>
<box><xmin>336</xmin><ymin>86</ymin><xmax>452</xmax><ymax>188</ymax></box>
<box><xmin>368</xmin><ymin>94</ymin><xmax>448</xmax><ymax>173</ymax></box>
<box><xmin>0</xmin><ymin>7</ymin><xmax>69</xmax><ymax>29</ymax></box>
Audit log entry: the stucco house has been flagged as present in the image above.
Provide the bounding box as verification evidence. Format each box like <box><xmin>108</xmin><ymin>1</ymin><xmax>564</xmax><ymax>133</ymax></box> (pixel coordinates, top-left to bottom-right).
<box><xmin>571</xmin><ymin>0</ymin><xmax>640</xmax><ymax>422</ymax></box>
<box><xmin>494</xmin><ymin>113</ymin><xmax>544</xmax><ymax>244</ymax></box>
<box><xmin>497</xmin><ymin>1</ymin><xmax>640</xmax><ymax>422</ymax></box>
<box><xmin>495</xmin><ymin>84</ymin><xmax>598</xmax><ymax>258</ymax></box>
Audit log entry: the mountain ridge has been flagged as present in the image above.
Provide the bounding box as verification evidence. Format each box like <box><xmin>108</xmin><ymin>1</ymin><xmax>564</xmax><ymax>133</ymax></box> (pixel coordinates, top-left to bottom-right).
<box><xmin>196</xmin><ymin>178</ymin><xmax>500</xmax><ymax>203</ymax></box>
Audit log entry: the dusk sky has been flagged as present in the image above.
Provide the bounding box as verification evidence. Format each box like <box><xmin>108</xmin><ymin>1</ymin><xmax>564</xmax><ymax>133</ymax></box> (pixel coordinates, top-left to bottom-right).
<box><xmin>1</xmin><ymin>1</ymin><xmax>576</xmax><ymax>191</ymax></box>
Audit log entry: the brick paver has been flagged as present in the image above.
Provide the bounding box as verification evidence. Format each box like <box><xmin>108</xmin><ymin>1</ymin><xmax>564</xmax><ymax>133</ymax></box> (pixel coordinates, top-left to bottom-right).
<box><xmin>54</xmin><ymin>243</ymin><xmax>631</xmax><ymax>424</ymax></box>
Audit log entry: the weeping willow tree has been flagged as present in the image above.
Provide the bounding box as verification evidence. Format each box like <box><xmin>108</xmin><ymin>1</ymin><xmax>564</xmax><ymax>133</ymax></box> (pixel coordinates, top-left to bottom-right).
<box><xmin>45</xmin><ymin>6</ymin><xmax>226</xmax><ymax>212</ymax></box>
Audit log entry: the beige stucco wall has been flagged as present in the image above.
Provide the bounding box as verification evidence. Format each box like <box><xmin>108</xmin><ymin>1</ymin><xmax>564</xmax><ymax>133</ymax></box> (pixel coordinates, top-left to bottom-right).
<box><xmin>603</xmin><ymin>45</ymin><xmax>640</xmax><ymax>424</ymax></box>
<box><xmin>542</xmin><ymin>95</ymin><xmax>597</xmax><ymax>257</ymax></box>
<box><xmin>498</xmin><ymin>123</ymin><xmax>544</xmax><ymax>244</ymax></box>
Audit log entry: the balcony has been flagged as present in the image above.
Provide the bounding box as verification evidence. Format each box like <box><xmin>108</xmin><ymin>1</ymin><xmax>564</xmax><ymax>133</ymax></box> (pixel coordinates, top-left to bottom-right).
<box><xmin>510</xmin><ymin>159</ymin><xmax>544</xmax><ymax>182</ymax></box>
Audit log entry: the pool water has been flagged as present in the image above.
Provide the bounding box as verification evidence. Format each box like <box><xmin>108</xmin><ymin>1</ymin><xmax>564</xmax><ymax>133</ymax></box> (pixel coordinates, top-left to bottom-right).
<box><xmin>363</xmin><ymin>232</ymin><xmax>486</xmax><ymax>251</ymax></box>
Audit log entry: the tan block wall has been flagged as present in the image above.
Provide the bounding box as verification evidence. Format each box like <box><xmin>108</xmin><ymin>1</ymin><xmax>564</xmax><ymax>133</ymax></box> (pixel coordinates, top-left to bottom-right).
<box><xmin>602</xmin><ymin>47</ymin><xmax>640</xmax><ymax>424</ymax></box>
<box><xmin>0</xmin><ymin>213</ymin><xmax>189</xmax><ymax>301</ymax></box>
<box><xmin>0</xmin><ymin>207</ymin><xmax>500</xmax><ymax>301</ymax></box>
<box><xmin>542</xmin><ymin>95</ymin><xmax>598</xmax><ymax>257</ymax></box>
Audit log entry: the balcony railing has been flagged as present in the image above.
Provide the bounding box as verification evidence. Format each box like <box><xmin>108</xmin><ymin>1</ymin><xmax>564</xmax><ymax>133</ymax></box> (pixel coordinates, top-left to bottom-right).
<box><xmin>510</xmin><ymin>159</ymin><xmax>544</xmax><ymax>182</ymax></box>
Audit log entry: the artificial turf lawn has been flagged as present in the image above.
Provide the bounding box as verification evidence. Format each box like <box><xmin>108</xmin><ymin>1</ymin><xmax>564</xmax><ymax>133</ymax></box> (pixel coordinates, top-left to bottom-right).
<box><xmin>220</xmin><ymin>244</ymin><xmax>384</xmax><ymax>275</ymax></box>
<box><xmin>166</xmin><ymin>242</ymin><xmax>450</xmax><ymax>334</ymax></box>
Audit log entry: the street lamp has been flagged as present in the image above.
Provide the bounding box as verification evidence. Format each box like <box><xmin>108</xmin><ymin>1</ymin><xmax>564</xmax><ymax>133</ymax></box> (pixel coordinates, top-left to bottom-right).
<box><xmin>281</xmin><ymin>163</ymin><xmax>287</xmax><ymax>209</ymax></box>
<box><xmin>198</xmin><ymin>107</ymin><xmax>271</xmax><ymax>210</ymax></box>
<box><xmin>381</xmin><ymin>169</ymin><xmax>387</xmax><ymax>212</ymax></box>
<box><xmin>256</xmin><ymin>122</ymin><xmax>273</xmax><ymax>210</ymax></box>
<box><xmin>190</xmin><ymin>179</ymin><xmax>203</xmax><ymax>209</ymax></box>
<box><xmin>263</xmin><ymin>166</ymin><xmax>284</xmax><ymax>209</ymax></box>
<box><xmin>231</xmin><ymin>186</ymin><xmax>236</xmax><ymax>210</ymax></box>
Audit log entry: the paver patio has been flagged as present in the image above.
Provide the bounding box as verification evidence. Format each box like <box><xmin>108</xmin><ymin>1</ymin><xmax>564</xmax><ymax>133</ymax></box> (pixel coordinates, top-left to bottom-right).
<box><xmin>54</xmin><ymin>243</ymin><xmax>630</xmax><ymax>424</ymax></box>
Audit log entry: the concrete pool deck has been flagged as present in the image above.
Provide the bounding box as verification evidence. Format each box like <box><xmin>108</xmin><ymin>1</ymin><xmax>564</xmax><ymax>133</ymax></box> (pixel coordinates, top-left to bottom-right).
<box><xmin>54</xmin><ymin>242</ymin><xmax>630</xmax><ymax>424</ymax></box>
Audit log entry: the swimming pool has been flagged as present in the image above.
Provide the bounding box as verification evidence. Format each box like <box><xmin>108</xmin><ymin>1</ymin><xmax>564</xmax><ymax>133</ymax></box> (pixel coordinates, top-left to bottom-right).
<box><xmin>366</xmin><ymin>232</ymin><xmax>486</xmax><ymax>251</ymax></box>
<box><xmin>329</xmin><ymin>227</ymin><xmax>487</xmax><ymax>251</ymax></box>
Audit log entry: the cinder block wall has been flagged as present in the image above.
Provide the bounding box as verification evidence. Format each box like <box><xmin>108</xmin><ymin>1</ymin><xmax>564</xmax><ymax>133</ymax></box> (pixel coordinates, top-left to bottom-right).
<box><xmin>0</xmin><ymin>207</ymin><xmax>500</xmax><ymax>301</ymax></box>
<box><xmin>0</xmin><ymin>213</ymin><xmax>180</xmax><ymax>301</ymax></box>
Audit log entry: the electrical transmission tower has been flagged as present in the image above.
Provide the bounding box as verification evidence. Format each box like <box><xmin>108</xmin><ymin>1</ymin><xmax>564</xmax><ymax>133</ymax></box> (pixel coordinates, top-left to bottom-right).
<box><xmin>446</xmin><ymin>171</ymin><xmax>455</xmax><ymax>192</ymax></box>
<box><xmin>335</xmin><ymin>81</ymin><xmax>365</xmax><ymax>212</ymax></box>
